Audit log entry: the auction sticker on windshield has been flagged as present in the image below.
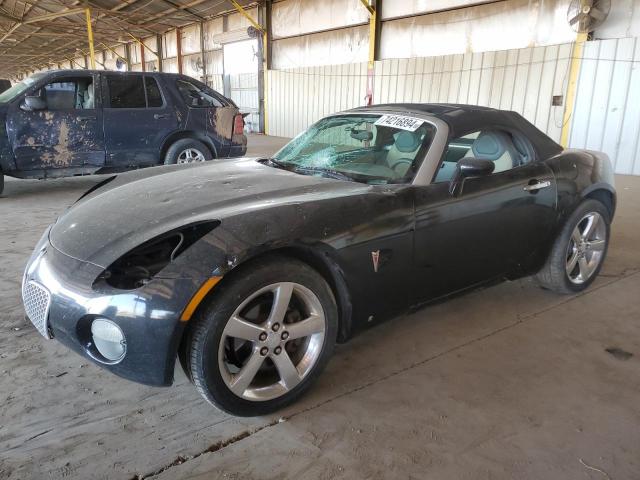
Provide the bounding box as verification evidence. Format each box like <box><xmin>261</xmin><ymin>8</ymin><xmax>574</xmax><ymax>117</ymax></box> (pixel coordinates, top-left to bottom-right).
<box><xmin>374</xmin><ymin>114</ymin><xmax>424</xmax><ymax>132</ymax></box>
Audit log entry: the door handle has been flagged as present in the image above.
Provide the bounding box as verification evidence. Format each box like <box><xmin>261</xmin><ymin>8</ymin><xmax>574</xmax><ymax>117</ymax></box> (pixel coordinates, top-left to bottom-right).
<box><xmin>524</xmin><ymin>180</ymin><xmax>551</xmax><ymax>192</ymax></box>
<box><xmin>154</xmin><ymin>113</ymin><xmax>170</xmax><ymax>120</ymax></box>
<box><xmin>76</xmin><ymin>116</ymin><xmax>94</xmax><ymax>121</ymax></box>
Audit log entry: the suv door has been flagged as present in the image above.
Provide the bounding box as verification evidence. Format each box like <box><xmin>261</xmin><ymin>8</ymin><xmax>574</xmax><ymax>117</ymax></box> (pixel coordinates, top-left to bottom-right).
<box><xmin>8</xmin><ymin>73</ymin><xmax>104</xmax><ymax>172</ymax></box>
<box><xmin>411</xmin><ymin>128</ymin><xmax>557</xmax><ymax>304</ymax></box>
<box><xmin>102</xmin><ymin>74</ymin><xmax>178</xmax><ymax>167</ymax></box>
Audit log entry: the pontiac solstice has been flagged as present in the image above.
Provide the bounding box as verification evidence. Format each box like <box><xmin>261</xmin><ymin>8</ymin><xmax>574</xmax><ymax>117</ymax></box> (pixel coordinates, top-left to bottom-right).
<box><xmin>22</xmin><ymin>104</ymin><xmax>615</xmax><ymax>416</ymax></box>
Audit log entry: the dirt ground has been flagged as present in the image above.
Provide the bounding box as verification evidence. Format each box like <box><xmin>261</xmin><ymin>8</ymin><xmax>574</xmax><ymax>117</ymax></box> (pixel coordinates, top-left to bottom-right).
<box><xmin>1</xmin><ymin>135</ymin><xmax>639</xmax><ymax>480</ymax></box>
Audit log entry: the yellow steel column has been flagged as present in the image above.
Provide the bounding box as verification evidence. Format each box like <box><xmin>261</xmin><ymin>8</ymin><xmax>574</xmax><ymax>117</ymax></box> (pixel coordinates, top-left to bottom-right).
<box><xmin>560</xmin><ymin>31</ymin><xmax>588</xmax><ymax>148</ymax></box>
<box><xmin>263</xmin><ymin>30</ymin><xmax>269</xmax><ymax>135</ymax></box>
<box><xmin>360</xmin><ymin>0</ymin><xmax>376</xmax><ymax>105</ymax></box>
<box><xmin>85</xmin><ymin>8</ymin><xmax>96</xmax><ymax>69</ymax></box>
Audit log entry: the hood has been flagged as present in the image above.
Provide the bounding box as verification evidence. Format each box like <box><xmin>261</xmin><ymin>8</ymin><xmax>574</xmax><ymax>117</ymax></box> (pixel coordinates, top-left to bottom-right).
<box><xmin>49</xmin><ymin>158</ymin><xmax>368</xmax><ymax>267</ymax></box>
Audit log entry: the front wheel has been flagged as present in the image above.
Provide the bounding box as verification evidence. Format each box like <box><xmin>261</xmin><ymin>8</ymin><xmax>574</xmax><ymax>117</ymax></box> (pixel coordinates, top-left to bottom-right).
<box><xmin>536</xmin><ymin>199</ymin><xmax>610</xmax><ymax>294</ymax></box>
<box><xmin>186</xmin><ymin>256</ymin><xmax>338</xmax><ymax>416</ymax></box>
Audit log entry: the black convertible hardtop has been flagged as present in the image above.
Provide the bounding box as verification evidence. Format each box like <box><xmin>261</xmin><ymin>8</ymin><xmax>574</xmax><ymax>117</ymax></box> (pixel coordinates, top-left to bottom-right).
<box><xmin>347</xmin><ymin>103</ymin><xmax>563</xmax><ymax>161</ymax></box>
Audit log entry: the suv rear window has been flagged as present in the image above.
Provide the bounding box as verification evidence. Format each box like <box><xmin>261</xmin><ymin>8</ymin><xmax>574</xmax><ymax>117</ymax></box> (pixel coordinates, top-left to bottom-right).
<box><xmin>106</xmin><ymin>75</ymin><xmax>164</xmax><ymax>108</ymax></box>
<box><xmin>176</xmin><ymin>79</ymin><xmax>224</xmax><ymax>108</ymax></box>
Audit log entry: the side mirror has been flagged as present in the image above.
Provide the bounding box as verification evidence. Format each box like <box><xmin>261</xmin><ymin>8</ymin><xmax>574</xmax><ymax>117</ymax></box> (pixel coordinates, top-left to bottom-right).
<box><xmin>457</xmin><ymin>157</ymin><xmax>495</xmax><ymax>178</ymax></box>
<box><xmin>21</xmin><ymin>95</ymin><xmax>46</xmax><ymax>111</ymax></box>
<box><xmin>449</xmin><ymin>157</ymin><xmax>495</xmax><ymax>195</ymax></box>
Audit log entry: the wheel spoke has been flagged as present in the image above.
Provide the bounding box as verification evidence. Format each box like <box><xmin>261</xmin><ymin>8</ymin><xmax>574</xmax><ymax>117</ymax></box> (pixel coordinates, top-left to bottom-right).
<box><xmin>566</xmin><ymin>251</ymin><xmax>579</xmax><ymax>274</ymax></box>
<box><xmin>572</xmin><ymin>228</ymin><xmax>582</xmax><ymax>245</ymax></box>
<box><xmin>286</xmin><ymin>313</ymin><xmax>325</xmax><ymax>340</ymax></box>
<box><xmin>587</xmin><ymin>239</ymin><xmax>606</xmax><ymax>252</ymax></box>
<box><xmin>224</xmin><ymin>315</ymin><xmax>264</xmax><ymax>341</ymax></box>
<box><xmin>229</xmin><ymin>348</ymin><xmax>264</xmax><ymax>395</ymax></box>
<box><xmin>267</xmin><ymin>283</ymin><xmax>293</xmax><ymax>325</ymax></box>
<box><xmin>578</xmin><ymin>256</ymin><xmax>591</xmax><ymax>280</ymax></box>
<box><xmin>582</xmin><ymin>214</ymin><xmax>600</xmax><ymax>240</ymax></box>
<box><xmin>271</xmin><ymin>351</ymin><xmax>301</xmax><ymax>390</ymax></box>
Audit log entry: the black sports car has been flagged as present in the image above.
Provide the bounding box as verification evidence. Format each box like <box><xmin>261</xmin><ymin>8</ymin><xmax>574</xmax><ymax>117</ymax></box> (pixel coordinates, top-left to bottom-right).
<box><xmin>22</xmin><ymin>104</ymin><xmax>615</xmax><ymax>416</ymax></box>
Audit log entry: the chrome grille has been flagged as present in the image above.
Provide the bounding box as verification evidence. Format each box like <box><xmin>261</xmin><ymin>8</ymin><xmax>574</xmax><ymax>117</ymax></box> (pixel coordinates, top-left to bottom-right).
<box><xmin>22</xmin><ymin>281</ymin><xmax>51</xmax><ymax>338</ymax></box>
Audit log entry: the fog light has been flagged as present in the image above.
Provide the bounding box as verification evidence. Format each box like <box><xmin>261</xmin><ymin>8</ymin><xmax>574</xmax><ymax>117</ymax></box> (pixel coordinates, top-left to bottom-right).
<box><xmin>91</xmin><ymin>319</ymin><xmax>126</xmax><ymax>362</ymax></box>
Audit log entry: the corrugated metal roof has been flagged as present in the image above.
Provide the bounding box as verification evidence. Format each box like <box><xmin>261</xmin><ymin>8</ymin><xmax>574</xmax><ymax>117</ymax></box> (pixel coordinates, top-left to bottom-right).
<box><xmin>0</xmin><ymin>0</ymin><xmax>257</xmax><ymax>78</ymax></box>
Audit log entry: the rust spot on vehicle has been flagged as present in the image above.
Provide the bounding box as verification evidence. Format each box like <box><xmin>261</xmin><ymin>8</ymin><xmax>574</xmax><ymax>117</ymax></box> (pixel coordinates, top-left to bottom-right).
<box><xmin>212</xmin><ymin>107</ymin><xmax>234</xmax><ymax>140</ymax></box>
<box><xmin>40</xmin><ymin>121</ymin><xmax>73</xmax><ymax>167</ymax></box>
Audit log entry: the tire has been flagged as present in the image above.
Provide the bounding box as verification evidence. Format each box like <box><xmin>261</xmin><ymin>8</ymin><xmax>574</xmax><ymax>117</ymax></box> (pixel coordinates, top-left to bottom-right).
<box><xmin>164</xmin><ymin>139</ymin><xmax>212</xmax><ymax>165</ymax></box>
<box><xmin>187</xmin><ymin>256</ymin><xmax>338</xmax><ymax>416</ymax></box>
<box><xmin>536</xmin><ymin>199</ymin><xmax>610</xmax><ymax>294</ymax></box>
<box><xmin>0</xmin><ymin>171</ymin><xmax>4</xmax><ymax>196</ymax></box>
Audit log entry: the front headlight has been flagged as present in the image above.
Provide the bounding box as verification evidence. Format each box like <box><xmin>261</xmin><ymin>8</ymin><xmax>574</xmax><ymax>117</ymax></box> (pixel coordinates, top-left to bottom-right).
<box><xmin>94</xmin><ymin>220</ymin><xmax>219</xmax><ymax>290</ymax></box>
<box><xmin>91</xmin><ymin>318</ymin><xmax>126</xmax><ymax>362</ymax></box>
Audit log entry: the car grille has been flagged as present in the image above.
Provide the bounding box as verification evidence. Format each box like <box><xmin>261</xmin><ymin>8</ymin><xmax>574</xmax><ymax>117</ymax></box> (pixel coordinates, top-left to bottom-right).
<box><xmin>22</xmin><ymin>281</ymin><xmax>52</xmax><ymax>338</ymax></box>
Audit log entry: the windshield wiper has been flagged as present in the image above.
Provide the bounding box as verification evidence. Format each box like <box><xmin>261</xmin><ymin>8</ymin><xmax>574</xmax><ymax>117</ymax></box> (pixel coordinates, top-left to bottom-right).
<box><xmin>291</xmin><ymin>166</ymin><xmax>355</xmax><ymax>182</ymax></box>
<box><xmin>261</xmin><ymin>157</ymin><xmax>291</xmax><ymax>170</ymax></box>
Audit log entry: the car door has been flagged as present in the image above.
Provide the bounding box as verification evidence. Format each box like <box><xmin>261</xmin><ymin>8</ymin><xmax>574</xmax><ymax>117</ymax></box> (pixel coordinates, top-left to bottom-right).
<box><xmin>411</xmin><ymin>128</ymin><xmax>557</xmax><ymax>304</ymax></box>
<box><xmin>102</xmin><ymin>74</ymin><xmax>178</xmax><ymax>167</ymax></box>
<box><xmin>8</xmin><ymin>73</ymin><xmax>104</xmax><ymax>171</ymax></box>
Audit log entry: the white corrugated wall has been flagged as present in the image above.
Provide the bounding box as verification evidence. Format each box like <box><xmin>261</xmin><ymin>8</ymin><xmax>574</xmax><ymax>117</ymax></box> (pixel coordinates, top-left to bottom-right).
<box><xmin>267</xmin><ymin>38</ymin><xmax>640</xmax><ymax>175</ymax></box>
<box><xmin>568</xmin><ymin>37</ymin><xmax>640</xmax><ymax>175</ymax></box>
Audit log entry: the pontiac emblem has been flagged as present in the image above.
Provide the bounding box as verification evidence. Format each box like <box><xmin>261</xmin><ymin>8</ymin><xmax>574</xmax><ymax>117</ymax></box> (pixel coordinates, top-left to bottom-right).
<box><xmin>371</xmin><ymin>250</ymin><xmax>380</xmax><ymax>273</ymax></box>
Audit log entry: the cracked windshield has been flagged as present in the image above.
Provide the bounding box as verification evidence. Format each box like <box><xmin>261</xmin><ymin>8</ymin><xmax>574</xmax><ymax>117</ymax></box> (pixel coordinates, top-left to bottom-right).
<box><xmin>271</xmin><ymin>114</ymin><xmax>435</xmax><ymax>184</ymax></box>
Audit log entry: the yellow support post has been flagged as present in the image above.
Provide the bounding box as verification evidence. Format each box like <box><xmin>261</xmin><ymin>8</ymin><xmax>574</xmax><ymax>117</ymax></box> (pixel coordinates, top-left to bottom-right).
<box><xmin>360</xmin><ymin>0</ymin><xmax>376</xmax><ymax>105</ymax></box>
<box><xmin>263</xmin><ymin>30</ymin><xmax>268</xmax><ymax>135</ymax></box>
<box><xmin>560</xmin><ymin>31</ymin><xmax>588</xmax><ymax>148</ymax></box>
<box><xmin>85</xmin><ymin>8</ymin><xmax>96</xmax><ymax>69</ymax></box>
<box><xmin>228</xmin><ymin>0</ymin><xmax>264</xmax><ymax>33</ymax></box>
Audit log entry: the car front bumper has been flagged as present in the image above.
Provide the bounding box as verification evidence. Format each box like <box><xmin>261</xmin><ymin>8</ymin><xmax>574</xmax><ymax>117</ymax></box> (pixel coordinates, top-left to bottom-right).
<box><xmin>22</xmin><ymin>232</ymin><xmax>202</xmax><ymax>386</ymax></box>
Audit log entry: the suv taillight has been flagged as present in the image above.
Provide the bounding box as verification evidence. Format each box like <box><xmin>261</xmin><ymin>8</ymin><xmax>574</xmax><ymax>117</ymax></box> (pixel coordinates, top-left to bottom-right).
<box><xmin>233</xmin><ymin>114</ymin><xmax>244</xmax><ymax>135</ymax></box>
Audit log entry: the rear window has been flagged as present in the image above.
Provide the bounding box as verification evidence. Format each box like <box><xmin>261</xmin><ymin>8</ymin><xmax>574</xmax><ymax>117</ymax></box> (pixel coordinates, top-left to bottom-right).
<box><xmin>176</xmin><ymin>79</ymin><xmax>224</xmax><ymax>108</ymax></box>
<box><xmin>106</xmin><ymin>75</ymin><xmax>164</xmax><ymax>108</ymax></box>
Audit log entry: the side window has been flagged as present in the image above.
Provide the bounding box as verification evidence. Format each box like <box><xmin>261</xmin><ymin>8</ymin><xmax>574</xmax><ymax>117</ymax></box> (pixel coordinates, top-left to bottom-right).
<box><xmin>106</xmin><ymin>75</ymin><xmax>146</xmax><ymax>108</ymax></box>
<box><xmin>41</xmin><ymin>77</ymin><xmax>94</xmax><ymax>110</ymax></box>
<box><xmin>145</xmin><ymin>77</ymin><xmax>163</xmax><ymax>107</ymax></box>
<box><xmin>176</xmin><ymin>79</ymin><xmax>223</xmax><ymax>107</ymax></box>
<box><xmin>433</xmin><ymin>129</ymin><xmax>529</xmax><ymax>183</ymax></box>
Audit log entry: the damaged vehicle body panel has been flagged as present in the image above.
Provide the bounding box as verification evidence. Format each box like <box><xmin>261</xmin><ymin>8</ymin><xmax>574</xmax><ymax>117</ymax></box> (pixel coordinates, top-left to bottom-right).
<box><xmin>22</xmin><ymin>104</ymin><xmax>616</xmax><ymax>415</ymax></box>
<box><xmin>0</xmin><ymin>70</ymin><xmax>247</xmax><ymax>189</ymax></box>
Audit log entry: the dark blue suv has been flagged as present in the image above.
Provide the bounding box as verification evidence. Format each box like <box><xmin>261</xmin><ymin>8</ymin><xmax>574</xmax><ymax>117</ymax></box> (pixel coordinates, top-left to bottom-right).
<box><xmin>0</xmin><ymin>70</ymin><xmax>247</xmax><ymax>194</ymax></box>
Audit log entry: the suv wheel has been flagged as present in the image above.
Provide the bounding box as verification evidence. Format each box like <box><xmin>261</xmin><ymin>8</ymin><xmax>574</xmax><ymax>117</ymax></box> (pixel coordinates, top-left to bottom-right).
<box><xmin>164</xmin><ymin>139</ymin><xmax>212</xmax><ymax>165</ymax></box>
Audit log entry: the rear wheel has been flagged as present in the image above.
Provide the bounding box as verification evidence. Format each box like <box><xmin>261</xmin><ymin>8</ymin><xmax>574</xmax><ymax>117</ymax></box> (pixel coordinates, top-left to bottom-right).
<box><xmin>187</xmin><ymin>256</ymin><xmax>338</xmax><ymax>416</ymax></box>
<box><xmin>164</xmin><ymin>139</ymin><xmax>211</xmax><ymax>165</ymax></box>
<box><xmin>536</xmin><ymin>199</ymin><xmax>610</xmax><ymax>294</ymax></box>
<box><xmin>0</xmin><ymin>171</ymin><xmax>4</xmax><ymax>196</ymax></box>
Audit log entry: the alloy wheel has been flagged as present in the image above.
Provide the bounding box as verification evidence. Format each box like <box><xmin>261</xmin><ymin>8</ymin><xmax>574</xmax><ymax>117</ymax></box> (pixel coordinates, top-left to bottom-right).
<box><xmin>566</xmin><ymin>211</ymin><xmax>607</xmax><ymax>284</ymax></box>
<box><xmin>177</xmin><ymin>148</ymin><xmax>206</xmax><ymax>164</ymax></box>
<box><xmin>217</xmin><ymin>282</ymin><xmax>326</xmax><ymax>401</ymax></box>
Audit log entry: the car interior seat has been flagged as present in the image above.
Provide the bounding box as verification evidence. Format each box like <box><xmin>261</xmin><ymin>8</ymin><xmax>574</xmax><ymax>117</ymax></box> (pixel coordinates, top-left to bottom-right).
<box><xmin>386</xmin><ymin>130</ymin><xmax>423</xmax><ymax>176</ymax></box>
<box><xmin>434</xmin><ymin>130</ymin><xmax>518</xmax><ymax>183</ymax></box>
<box><xmin>468</xmin><ymin>130</ymin><xmax>517</xmax><ymax>172</ymax></box>
<box><xmin>82</xmin><ymin>82</ymin><xmax>94</xmax><ymax>109</ymax></box>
